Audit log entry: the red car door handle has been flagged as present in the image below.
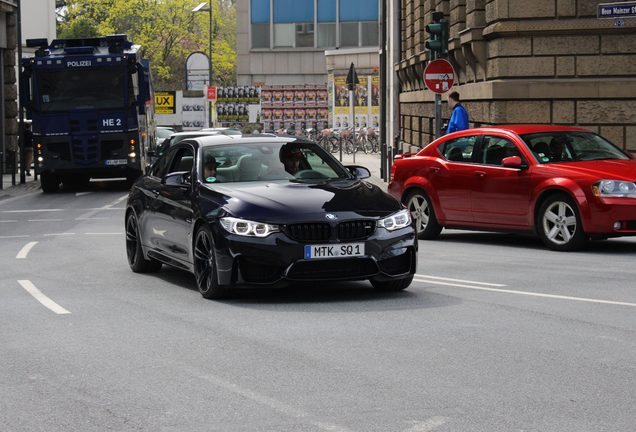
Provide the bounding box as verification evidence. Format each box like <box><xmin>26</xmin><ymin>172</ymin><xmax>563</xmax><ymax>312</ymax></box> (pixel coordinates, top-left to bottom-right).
<box><xmin>475</xmin><ymin>171</ymin><xmax>486</xmax><ymax>177</ymax></box>
<box><xmin>430</xmin><ymin>167</ymin><xmax>440</xmax><ymax>173</ymax></box>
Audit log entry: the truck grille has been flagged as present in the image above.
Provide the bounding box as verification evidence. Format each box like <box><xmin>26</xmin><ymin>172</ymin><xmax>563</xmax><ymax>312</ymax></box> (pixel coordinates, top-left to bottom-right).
<box><xmin>72</xmin><ymin>138</ymin><xmax>99</xmax><ymax>165</ymax></box>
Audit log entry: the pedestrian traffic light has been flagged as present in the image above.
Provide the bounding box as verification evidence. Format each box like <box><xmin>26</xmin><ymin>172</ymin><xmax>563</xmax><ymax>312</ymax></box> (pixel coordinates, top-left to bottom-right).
<box><xmin>425</xmin><ymin>12</ymin><xmax>449</xmax><ymax>59</ymax></box>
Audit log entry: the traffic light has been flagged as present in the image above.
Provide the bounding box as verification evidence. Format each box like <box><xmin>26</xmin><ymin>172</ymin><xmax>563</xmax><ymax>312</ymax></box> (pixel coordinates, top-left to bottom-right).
<box><xmin>425</xmin><ymin>12</ymin><xmax>449</xmax><ymax>59</ymax></box>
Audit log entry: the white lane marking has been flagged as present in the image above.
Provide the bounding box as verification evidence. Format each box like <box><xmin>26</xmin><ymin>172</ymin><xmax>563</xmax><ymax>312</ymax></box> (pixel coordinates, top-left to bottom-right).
<box><xmin>2</xmin><ymin>207</ymin><xmax>125</xmax><ymax>214</ymax></box>
<box><xmin>28</xmin><ymin>219</ymin><xmax>64</xmax><ymax>222</ymax></box>
<box><xmin>75</xmin><ymin>217</ymin><xmax>111</xmax><ymax>221</ymax></box>
<box><xmin>17</xmin><ymin>280</ymin><xmax>71</xmax><ymax>315</ymax></box>
<box><xmin>0</xmin><ymin>220</ymin><xmax>18</xmax><ymax>223</ymax></box>
<box><xmin>0</xmin><ymin>235</ymin><xmax>30</xmax><ymax>239</ymax></box>
<box><xmin>413</xmin><ymin>278</ymin><xmax>636</xmax><ymax>308</ymax></box>
<box><xmin>199</xmin><ymin>373</ymin><xmax>354</xmax><ymax>432</ymax></box>
<box><xmin>2</xmin><ymin>209</ymin><xmax>64</xmax><ymax>213</ymax></box>
<box><xmin>75</xmin><ymin>194</ymin><xmax>127</xmax><ymax>220</ymax></box>
<box><xmin>16</xmin><ymin>241</ymin><xmax>38</xmax><ymax>259</ymax></box>
<box><xmin>107</xmin><ymin>194</ymin><xmax>128</xmax><ymax>208</ymax></box>
<box><xmin>415</xmin><ymin>273</ymin><xmax>506</xmax><ymax>287</ymax></box>
<box><xmin>75</xmin><ymin>192</ymin><xmax>91</xmax><ymax>196</ymax></box>
<box><xmin>84</xmin><ymin>232</ymin><xmax>123</xmax><ymax>235</ymax></box>
<box><xmin>403</xmin><ymin>417</ymin><xmax>449</xmax><ymax>432</ymax></box>
<box><xmin>43</xmin><ymin>233</ymin><xmax>76</xmax><ymax>237</ymax></box>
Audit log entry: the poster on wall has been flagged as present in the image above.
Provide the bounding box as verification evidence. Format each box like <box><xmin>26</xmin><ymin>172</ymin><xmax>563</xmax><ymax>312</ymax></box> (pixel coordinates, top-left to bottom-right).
<box><xmin>260</xmin><ymin>84</ymin><xmax>329</xmax><ymax>132</ymax></box>
<box><xmin>329</xmin><ymin>71</ymin><xmax>380</xmax><ymax>131</ymax></box>
<box><xmin>215</xmin><ymin>85</ymin><xmax>261</xmax><ymax>127</ymax></box>
<box><xmin>182</xmin><ymin>95</ymin><xmax>206</xmax><ymax>130</ymax></box>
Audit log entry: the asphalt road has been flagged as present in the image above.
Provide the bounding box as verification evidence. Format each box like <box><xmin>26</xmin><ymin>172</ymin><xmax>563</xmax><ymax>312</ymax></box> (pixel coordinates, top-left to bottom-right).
<box><xmin>1</xmin><ymin>181</ymin><xmax>635</xmax><ymax>432</ymax></box>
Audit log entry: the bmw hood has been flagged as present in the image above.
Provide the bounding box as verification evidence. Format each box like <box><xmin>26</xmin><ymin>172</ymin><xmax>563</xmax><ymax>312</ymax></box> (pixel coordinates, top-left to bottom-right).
<box><xmin>203</xmin><ymin>179</ymin><xmax>402</xmax><ymax>223</ymax></box>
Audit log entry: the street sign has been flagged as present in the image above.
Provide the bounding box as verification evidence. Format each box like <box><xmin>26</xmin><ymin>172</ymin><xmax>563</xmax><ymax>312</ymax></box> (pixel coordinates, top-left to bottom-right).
<box><xmin>597</xmin><ymin>2</ymin><xmax>636</xmax><ymax>18</ymax></box>
<box><xmin>423</xmin><ymin>59</ymin><xmax>455</xmax><ymax>94</ymax></box>
<box><xmin>207</xmin><ymin>85</ymin><xmax>217</xmax><ymax>101</ymax></box>
<box><xmin>346</xmin><ymin>62</ymin><xmax>359</xmax><ymax>91</ymax></box>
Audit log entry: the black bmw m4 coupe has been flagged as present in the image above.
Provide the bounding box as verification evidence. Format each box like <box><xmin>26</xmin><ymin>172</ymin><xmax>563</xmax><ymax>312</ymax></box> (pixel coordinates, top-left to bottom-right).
<box><xmin>125</xmin><ymin>135</ymin><xmax>417</xmax><ymax>299</ymax></box>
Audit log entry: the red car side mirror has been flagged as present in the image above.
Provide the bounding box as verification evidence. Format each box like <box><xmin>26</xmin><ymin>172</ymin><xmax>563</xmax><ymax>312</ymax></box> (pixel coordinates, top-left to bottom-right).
<box><xmin>502</xmin><ymin>156</ymin><xmax>524</xmax><ymax>169</ymax></box>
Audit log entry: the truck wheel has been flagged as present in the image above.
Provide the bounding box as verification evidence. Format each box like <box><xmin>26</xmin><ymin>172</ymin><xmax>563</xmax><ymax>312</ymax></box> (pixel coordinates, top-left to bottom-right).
<box><xmin>40</xmin><ymin>173</ymin><xmax>60</xmax><ymax>193</ymax></box>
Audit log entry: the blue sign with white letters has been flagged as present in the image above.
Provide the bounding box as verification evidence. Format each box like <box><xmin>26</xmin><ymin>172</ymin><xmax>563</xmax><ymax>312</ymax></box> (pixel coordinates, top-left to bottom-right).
<box><xmin>597</xmin><ymin>2</ymin><xmax>636</xmax><ymax>18</ymax></box>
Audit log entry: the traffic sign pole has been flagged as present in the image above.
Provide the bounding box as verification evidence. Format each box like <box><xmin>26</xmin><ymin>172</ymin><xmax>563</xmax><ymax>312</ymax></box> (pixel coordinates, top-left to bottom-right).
<box><xmin>423</xmin><ymin>59</ymin><xmax>456</xmax><ymax>139</ymax></box>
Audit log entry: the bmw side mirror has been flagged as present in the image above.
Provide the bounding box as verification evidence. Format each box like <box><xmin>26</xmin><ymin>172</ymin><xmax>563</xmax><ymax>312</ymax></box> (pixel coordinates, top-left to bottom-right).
<box><xmin>502</xmin><ymin>156</ymin><xmax>527</xmax><ymax>170</ymax></box>
<box><xmin>346</xmin><ymin>165</ymin><xmax>371</xmax><ymax>179</ymax></box>
<box><xmin>162</xmin><ymin>171</ymin><xmax>191</xmax><ymax>188</ymax></box>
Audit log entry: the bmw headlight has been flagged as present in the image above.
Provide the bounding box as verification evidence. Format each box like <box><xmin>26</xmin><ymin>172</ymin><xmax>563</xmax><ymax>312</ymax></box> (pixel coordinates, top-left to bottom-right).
<box><xmin>593</xmin><ymin>180</ymin><xmax>636</xmax><ymax>198</ymax></box>
<box><xmin>377</xmin><ymin>209</ymin><xmax>412</xmax><ymax>231</ymax></box>
<box><xmin>219</xmin><ymin>217</ymin><xmax>279</xmax><ymax>237</ymax></box>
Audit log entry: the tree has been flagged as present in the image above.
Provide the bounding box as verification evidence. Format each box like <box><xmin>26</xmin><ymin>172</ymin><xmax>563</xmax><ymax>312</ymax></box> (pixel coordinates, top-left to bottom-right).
<box><xmin>57</xmin><ymin>0</ymin><xmax>236</xmax><ymax>90</ymax></box>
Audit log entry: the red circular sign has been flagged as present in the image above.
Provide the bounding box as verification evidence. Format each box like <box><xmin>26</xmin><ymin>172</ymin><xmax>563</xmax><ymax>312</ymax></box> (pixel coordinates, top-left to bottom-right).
<box><xmin>423</xmin><ymin>59</ymin><xmax>456</xmax><ymax>94</ymax></box>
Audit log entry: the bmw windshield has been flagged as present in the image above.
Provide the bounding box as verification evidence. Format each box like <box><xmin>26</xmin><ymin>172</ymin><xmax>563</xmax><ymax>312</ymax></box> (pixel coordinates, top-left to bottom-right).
<box><xmin>521</xmin><ymin>132</ymin><xmax>629</xmax><ymax>163</ymax></box>
<box><xmin>202</xmin><ymin>142</ymin><xmax>351</xmax><ymax>184</ymax></box>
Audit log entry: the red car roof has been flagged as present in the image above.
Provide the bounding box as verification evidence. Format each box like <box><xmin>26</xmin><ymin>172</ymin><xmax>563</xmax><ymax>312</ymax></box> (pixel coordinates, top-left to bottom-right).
<box><xmin>480</xmin><ymin>125</ymin><xmax>591</xmax><ymax>135</ymax></box>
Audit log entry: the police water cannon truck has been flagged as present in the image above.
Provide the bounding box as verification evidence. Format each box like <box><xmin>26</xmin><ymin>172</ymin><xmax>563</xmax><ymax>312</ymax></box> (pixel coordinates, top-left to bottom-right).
<box><xmin>20</xmin><ymin>35</ymin><xmax>156</xmax><ymax>192</ymax></box>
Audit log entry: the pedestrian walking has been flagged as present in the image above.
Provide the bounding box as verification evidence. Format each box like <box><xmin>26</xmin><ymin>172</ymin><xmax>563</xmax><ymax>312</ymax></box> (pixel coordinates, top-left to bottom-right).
<box><xmin>445</xmin><ymin>91</ymin><xmax>469</xmax><ymax>134</ymax></box>
<box><xmin>21</xmin><ymin>122</ymin><xmax>34</xmax><ymax>176</ymax></box>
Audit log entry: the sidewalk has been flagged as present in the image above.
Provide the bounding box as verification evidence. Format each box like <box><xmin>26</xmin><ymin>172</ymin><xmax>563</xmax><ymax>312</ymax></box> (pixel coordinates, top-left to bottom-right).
<box><xmin>0</xmin><ymin>172</ymin><xmax>40</xmax><ymax>200</ymax></box>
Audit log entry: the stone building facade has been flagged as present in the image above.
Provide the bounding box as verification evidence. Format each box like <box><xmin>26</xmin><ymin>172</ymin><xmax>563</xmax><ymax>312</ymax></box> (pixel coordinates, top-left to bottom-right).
<box><xmin>396</xmin><ymin>0</ymin><xmax>636</xmax><ymax>153</ymax></box>
<box><xmin>1</xmin><ymin>0</ymin><xmax>18</xmax><ymax>164</ymax></box>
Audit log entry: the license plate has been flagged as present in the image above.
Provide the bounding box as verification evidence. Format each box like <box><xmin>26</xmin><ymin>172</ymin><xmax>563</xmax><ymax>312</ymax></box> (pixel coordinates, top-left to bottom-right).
<box><xmin>304</xmin><ymin>243</ymin><xmax>365</xmax><ymax>259</ymax></box>
<box><xmin>105</xmin><ymin>159</ymin><xmax>128</xmax><ymax>166</ymax></box>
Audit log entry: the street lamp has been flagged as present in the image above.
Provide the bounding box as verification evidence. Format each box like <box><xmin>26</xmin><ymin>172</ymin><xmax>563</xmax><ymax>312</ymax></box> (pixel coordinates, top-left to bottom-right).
<box><xmin>193</xmin><ymin>1</ymin><xmax>213</xmax><ymax>126</ymax></box>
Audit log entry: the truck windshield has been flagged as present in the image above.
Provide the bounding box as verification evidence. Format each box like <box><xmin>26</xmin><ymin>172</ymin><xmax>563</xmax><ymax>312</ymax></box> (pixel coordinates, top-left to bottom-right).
<box><xmin>35</xmin><ymin>66</ymin><xmax>131</xmax><ymax>112</ymax></box>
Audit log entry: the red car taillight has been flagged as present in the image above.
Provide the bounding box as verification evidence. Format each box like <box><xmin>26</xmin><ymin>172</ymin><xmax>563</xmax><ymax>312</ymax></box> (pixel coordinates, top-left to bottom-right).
<box><xmin>390</xmin><ymin>163</ymin><xmax>397</xmax><ymax>182</ymax></box>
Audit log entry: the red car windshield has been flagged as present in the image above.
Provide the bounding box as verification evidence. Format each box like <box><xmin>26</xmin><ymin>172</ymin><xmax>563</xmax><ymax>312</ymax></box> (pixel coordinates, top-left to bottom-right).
<box><xmin>520</xmin><ymin>132</ymin><xmax>629</xmax><ymax>163</ymax></box>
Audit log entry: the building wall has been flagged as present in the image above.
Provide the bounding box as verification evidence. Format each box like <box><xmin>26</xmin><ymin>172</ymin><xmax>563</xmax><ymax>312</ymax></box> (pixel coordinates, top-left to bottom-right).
<box><xmin>237</xmin><ymin>0</ymin><xmax>380</xmax><ymax>86</ymax></box>
<box><xmin>397</xmin><ymin>0</ymin><xmax>636</xmax><ymax>153</ymax></box>
<box><xmin>22</xmin><ymin>0</ymin><xmax>56</xmax><ymax>43</ymax></box>
<box><xmin>1</xmin><ymin>1</ymin><xmax>17</xmax><ymax>159</ymax></box>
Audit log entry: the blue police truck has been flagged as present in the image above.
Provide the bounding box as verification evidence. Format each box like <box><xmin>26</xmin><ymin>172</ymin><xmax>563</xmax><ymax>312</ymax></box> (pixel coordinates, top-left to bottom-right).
<box><xmin>20</xmin><ymin>35</ymin><xmax>156</xmax><ymax>192</ymax></box>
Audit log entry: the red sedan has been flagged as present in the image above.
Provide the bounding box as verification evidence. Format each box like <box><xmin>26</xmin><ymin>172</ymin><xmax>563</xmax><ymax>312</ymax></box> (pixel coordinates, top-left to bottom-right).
<box><xmin>388</xmin><ymin>125</ymin><xmax>636</xmax><ymax>251</ymax></box>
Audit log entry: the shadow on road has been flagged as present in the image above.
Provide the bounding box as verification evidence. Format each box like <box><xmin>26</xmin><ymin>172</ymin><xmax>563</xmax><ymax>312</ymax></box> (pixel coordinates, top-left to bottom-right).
<box><xmin>151</xmin><ymin>267</ymin><xmax>461</xmax><ymax>312</ymax></box>
<box><xmin>56</xmin><ymin>179</ymin><xmax>131</xmax><ymax>194</ymax></box>
<box><xmin>434</xmin><ymin>231</ymin><xmax>636</xmax><ymax>254</ymax></box>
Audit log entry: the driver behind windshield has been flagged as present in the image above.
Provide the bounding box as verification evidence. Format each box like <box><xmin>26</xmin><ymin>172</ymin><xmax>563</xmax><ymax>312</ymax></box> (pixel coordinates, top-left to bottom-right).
<box><xmin>203</xmin><ymin>155</ymin><xmax>218</xmax><ymax>183</ymax></box>
<box><xmin>279</xmin><ymin>144</ymin><xmax>304</xmax><ymax>175</ymax></box>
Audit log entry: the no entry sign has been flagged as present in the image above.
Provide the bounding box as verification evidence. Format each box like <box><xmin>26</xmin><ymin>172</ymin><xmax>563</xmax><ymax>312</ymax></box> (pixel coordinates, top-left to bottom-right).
<box><xmin>423</xmin><ymin>59</ymin><xmax>456</xmax><ymax>94</ymax></box>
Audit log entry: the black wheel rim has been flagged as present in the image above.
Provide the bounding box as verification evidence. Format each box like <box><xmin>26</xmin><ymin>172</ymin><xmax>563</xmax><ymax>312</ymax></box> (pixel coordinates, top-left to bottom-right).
<box><xmin>194</xmin><ymin>230</ymin><xmax>215</xmax><ymax>293</ymax></box>
<box><xmin>125</xmin><ymin>215</ymin><xmax>138</xmax><ymax>265</ymax></box>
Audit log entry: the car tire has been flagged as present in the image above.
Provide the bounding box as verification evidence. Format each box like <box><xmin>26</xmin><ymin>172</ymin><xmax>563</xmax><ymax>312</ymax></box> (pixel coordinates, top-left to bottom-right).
<box><xmin>537</xmin><ymin>194</ymin><xmax>588</xmax><ymax>251</ymax></box>
<box><xmin>404</xmin><ymin>190</ymin><xmax>442</xmax><ymax>240</ymax></box>
<box><xmin>125</xmin><ymin>212</ymin><xmax>162</xmax><ymax>273</ymax></box>
<box><xmin>371</xmin><ymin>275</ymin><xmax>413</xmax><ymax>291</ymax></box>
<box><xmin>40</xmin><ymin>172</ymin><xmax>60</xmax><ymax>193</ymax></box>
<box><xmin>193</xmin><ymin>225</ymin><xmax>229</xmax><ymax>300</ymax></box>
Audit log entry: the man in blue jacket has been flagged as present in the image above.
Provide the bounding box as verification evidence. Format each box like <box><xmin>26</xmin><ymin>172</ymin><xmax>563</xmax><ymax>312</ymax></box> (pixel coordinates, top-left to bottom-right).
<box><xmin>445</xmin><ymin>91</ymin><xmax>469</xmax><ymax>134</ymax></box>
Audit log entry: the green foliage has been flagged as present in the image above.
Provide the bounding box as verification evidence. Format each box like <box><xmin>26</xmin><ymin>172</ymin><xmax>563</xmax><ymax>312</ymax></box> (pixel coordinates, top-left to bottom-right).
<box><xmin>57</xmin><ymin>0</ymin><xmax>237</xmax><ymax>90</ymax></box>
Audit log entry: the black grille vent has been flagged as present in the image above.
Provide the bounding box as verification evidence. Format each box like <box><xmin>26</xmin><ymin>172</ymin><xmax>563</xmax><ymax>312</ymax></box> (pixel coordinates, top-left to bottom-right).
<box><xmin>72</xmin><ymin>138</ymin><xmax>99</xmax><ymax>164</ymax></box>
<box><xmin>101</xmin><ymin>140</ymin><xmax>124</xmax><ymax>160</ymax></box>
<box><xmin>624</xmin><ymin>221</ymin><xmax>636</xmax><ymax>230</ymax></box>
<box><xmin>239</xmin><ymin>257</ymin><xmax>282</xmax><ymax>283</ymax></box>
<box><xmin>287</xmin><ymin>258</ymin><xmax>378</xmax><ymax>280</ymax></box>
<box><xmin>378</xmin><ymin>250</ymin><xmax>413</xmax><ymax>275</ymax></box>
<box><xmin>46</xmin><ymin>142</ymin><xmax>71</xmax><ymax>161</ymax></box>
<box><xmin>286</xmin><ymin>223</ymin><xmax>331</xmax><ymax>242</ymax></box>
<box><xmin>70</xmin><ymin>120</ymin><xmax>81</xmax><ymax>134</ymax></box>
<box><xmin>338</xmin><ymin>220</ymin><xmax>376</xmax><ymax>241</ymax></box>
